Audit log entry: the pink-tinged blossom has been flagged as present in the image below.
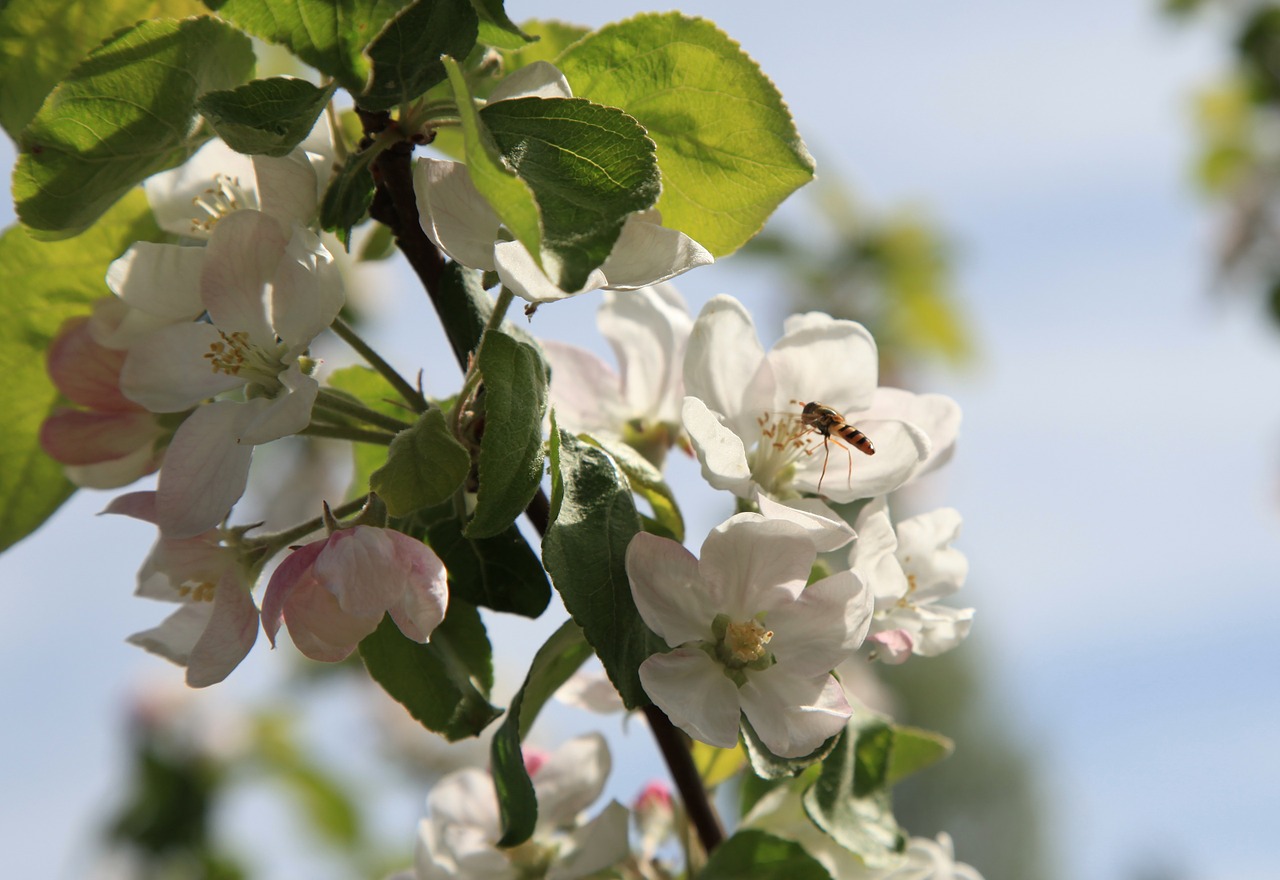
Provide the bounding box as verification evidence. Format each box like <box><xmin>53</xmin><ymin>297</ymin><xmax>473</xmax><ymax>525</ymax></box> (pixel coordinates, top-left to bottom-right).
<box><xmin>633</xmin><ymin>782</ymin><xmax>675</xmax><ymax>862</ymax></box>
<box><xmin>681</xmin><ymin>295</ymin><xmax>961</xmax><ymax>504</ymax></box>
<box><xmin>261</xmin><ymin>526</ymin><xmax>448</xmax><ymax>662</ymax></box>
<box><xmin>413</xmin><ymin>63</ymin><xmax>712</xmax><ymax>304</ymax></box>
<box><xmin>105</xmin><ymin>492</ymin><xmax>259</xmax><ymax>688</ymax></box>
<box><xmin>391</xmin><ymin>733</ymin><xmax>629</xmax><ymax>880</ymax></box>
<box><xmin>542</xmin><ymin>283</ymin><xmax>693</xmax><ymax>467</ymax></box>
<box><xmin>627</xmin><ymin>514</ymin><xmax>872</xmax><ymax>758</ymax></box>
<box><xmin>846</xmin><ymin>498</ymin><xmax>973</xmax><ymax>663</ymax></box>
<box><xmin>40</xmin><ymin>312</ymin><xmax>167</xmax><ymax>489</ymax></box>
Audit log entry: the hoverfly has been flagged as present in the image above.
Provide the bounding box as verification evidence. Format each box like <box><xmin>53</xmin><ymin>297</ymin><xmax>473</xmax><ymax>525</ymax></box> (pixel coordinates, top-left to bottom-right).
<box><xmin>793</xmin><ymin>400</ymin><xmax>875</xmax><ymax>493</ymax></box>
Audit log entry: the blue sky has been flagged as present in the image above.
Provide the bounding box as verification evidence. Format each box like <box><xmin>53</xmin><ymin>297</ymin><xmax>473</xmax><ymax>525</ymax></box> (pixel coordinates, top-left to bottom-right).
<box><xmin>3</xmin><ymin>2</ymin><xmax>1279</xmax><ymax>879</ymax></box>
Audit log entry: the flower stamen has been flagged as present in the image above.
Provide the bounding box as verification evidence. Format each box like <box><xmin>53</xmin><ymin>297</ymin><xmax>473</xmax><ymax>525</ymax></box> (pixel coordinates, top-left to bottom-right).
<box><xmin>190</xmin><ymin>173</ymin><xmax>253</xmax><ymax>234</ymax></box>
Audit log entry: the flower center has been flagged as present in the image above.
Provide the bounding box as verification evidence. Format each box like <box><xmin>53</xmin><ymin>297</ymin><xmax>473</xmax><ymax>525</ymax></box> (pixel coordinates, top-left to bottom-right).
<box><xmin>725</xmin><ymin>618</ymin><xmax>773</xmax><ymax>663</ymax></box>
<box><xmin>203</xmin><ymin>329</ymin><xmax>288</xmax><ymax>390</ymax></box>
<box><xmin>749</xmin><ymin>411</ymin><xmax>810</xmax><ymax>496</ymax></box>
<box><xmin>709</xmin><ymin>613</ymin><xmax>776</xmax><ymax>684</ymax></box>
<box><xmin>190</xmin><ymin>173</ymin><xmax>254</xmax><ymax>235</ymax></box>
<box><xmin>177</xmin><ymin>581</ymin><xmax>217</xmax><ymax>603</ymax></box>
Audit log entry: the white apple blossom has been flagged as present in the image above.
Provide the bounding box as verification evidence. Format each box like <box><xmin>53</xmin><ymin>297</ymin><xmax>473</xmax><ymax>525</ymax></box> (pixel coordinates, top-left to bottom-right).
<box><xmin>391</xmin><ymin>733</ymin><xmax>629</xmax><ymax>880</ymax></box>
<box><xmin>627</xmin><ymin>513</ymin><xmax>872</xmax><ymax>758</ymax></box>
<box><xmin>681</xmin><ymin>295</ymin><xmax>961</xmax><ymax>504</ymax></box>
<box><xmin>542</xmin><ymin>283</ymin><xmax>692</xmax><ymax>465</ymax></box>
<box><xmin>413</xmin><ymin>63</ymin><xmax>712</xmax><ymax>304</ymax></box>
<box><xmin>261</xmin><ymin>525</ymin><xmax>448</xmax><ymax>662</ymax></box>
<box><xmin>105</xmin><ymin>492</ymin><xmax>259</xmax><ymax>688</ymax></box>
<box><xmin>847</xmin><ymin>498</ymin><xmax>973</xmax><ymax>662</ymax></box>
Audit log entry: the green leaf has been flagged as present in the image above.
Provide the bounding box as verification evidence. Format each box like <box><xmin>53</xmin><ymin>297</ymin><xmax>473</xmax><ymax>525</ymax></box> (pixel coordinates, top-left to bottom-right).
<box><xmin>542</xmin><ymin>422</ymin><xmax>662</xmax><ymax>709</ymax></box>
<box><xmin>490</xmin><ymin>620</ymin><xmax>593</xmax><ymax>846</ymax></box>
<box><xmin>14</xmin><ymin>16</ymin><xmax>255</xmax><ymax>238</ymax></box>
<box><xmin>470</xmin><ymin>0</ymin><xmax>531</xmax><ymax>50</ymax></box>
<box><xmin>419</xmin><ymin>501</ymin><xmax>550</xmax><ymax>618</ymax></box>
<box><xmin>0</xmin><ymin>190</ymin><xmax>162</xmax><ymax>552</ymax></box>
<box><xmin>319</xmin><ymin>146</ymin><xmax>378</xmax><ymax>249</ymax></box>
<box><xmin>197</xmin><ymin>77</ymin><xmax>337</xmax><ymax>157</ymax></box>
<box><xmin>691</xmin><ymin>740</ymin><xmax>746</xmax><ymax>789</ymax></box>
<box><xmin>801</xmin><ymin>714</ymin><xmax>906</xmax><ymax>869</ymax></box>
<box><xmin>481</xmin><ymin>96</ymin><xmax>659</xmax><ymax>292</ymax></box>
<box><xmin>443</xmin><ymin>55</ymin><xmax>543</xmax><ymax>270</ymax></box>
<box><xmin>207</xmin><ymin>0</ymin><xmax>477</xmax><ymax>111</ymax></box>
<box><xmin>741</xmin><ymin>715</ymin><xmax>840</xmax><ymax>781</ymax></box>
<box><xmin>885</xmin><ymin>724</ymin><xmax>954</xmax><ymax>786</ymax></box>
<box><xmin>358</xmin><ymin>222</ymin><xmax>396</xmax><ymax>261</ymax></box>
<box><xmin>0</xmin><ymin>0</ymin><xmax>151</xmax><ymax>138</ymax></box>
<box><xmin>697</xmin><ymin>830</ymin><xmax>831</xmax><ymax>880</ymax></box>
<box><xmin>582</xmin><ymin>433</ymin><xmax>683</xmax><ymax>542</ymax></box>
<box><xmin>360</xmin><ymin>0</ymin><xmax>479</xmax><ymax>111</ymax></box>
<box><xmin>435</xmin><ymin>262</ymin><xmax>493</xmax><ymax>366</ymax></box>
<box><xmin>358</xmin><ymin>602</ymin><xmax>500</xmax><ymax>741</ymax></box>
<box><xmin>464</xmin><ymin>329</ymin><xmax>547</xmax><ymax>538</ymax></box>
<box><xmin>559</xmin><ymin>12</ymin><xmax>815</xmax><ymax>257</ymax></box>
<box><xmin>369</xmin><ymin>408</ymin><xmax>469</xmax><ymax>516</ymax></box>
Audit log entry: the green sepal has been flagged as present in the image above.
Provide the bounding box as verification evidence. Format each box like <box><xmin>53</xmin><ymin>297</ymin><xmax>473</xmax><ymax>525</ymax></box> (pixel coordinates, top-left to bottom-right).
<box><xmin>696</xmin><ymin>829</ymin><xmax>832</xmax><ymax>880</ymax></box>
<box><xmin>801</xmin><ymin>713</ymin><xmax>907</xmax><ymax>869</ymax></box>
<box><xmin>464</xmin><ymin>329</ymin><xmax>548</xmax><ymax>538</ymax></box>
<box><xmin>418</xmin><ymin>500</ymin><xmax>551</xmax><ymax>618</ymax></box>
<box><xmin>14</xmin><ymin>15</ymin><xmax>255</xmax><ymax>238</ymax></box>
<box><xmin>369</xmin><ymin>408</ymin><xmax>470</xmax><ymax>517</ymax></box>
<box><xmin>0</xmin><ymin>190</ymin><xmax>162</xmax><ymax>552</ymax></box>
<box><xmin>559</xmin><ymin>12</ymin><xmax>815</xmax><ymax>257</ymax></box>
<box><xmin>490</xmin><ymin>620</ymin><xmax>593</xmax><ymax>846</ymax></box>
<box><xmin>197</xmin><ymin>77</ymin><xmax>337</xmax><ymax>157</ymax></box>
<box><xmin>358</xmin><ymin>601</ymin><xmax>500</xmax><ymax>741</ymax></box>
<box><xmin>542</xmin><ymin>420</ymin><xmax>664</xmax><ymax>709</ymax></box>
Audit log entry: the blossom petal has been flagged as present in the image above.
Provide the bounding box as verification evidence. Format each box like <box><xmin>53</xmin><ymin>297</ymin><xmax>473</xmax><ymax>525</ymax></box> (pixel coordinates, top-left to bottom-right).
<box><xmin>413</xmin><ymin>158</ymin><xmax>501</xmax><ymax>270</ymax></box>
<box><xmin>684</xmin><ymin>295</ymin><xmax>767</xmax><ymax>436</ymax></box>
<box><xmin>237</xmin><ymin>366</ymin><xmax>317</xmax><ymax>446</ymax></box>
<box><xmin>201</xmin><ymin>210</ymin><xmax>287</xmax><ymax>344</ymax></box>
<box><xmin>626</xmin><ymin>532</ymin><xmax>714</xmax><ymax>646</ymax></box>
<box><xmin>756</xmin><ymin>494</ymin><xmax>856</xmax><ymax>553</ymax></box>
<box><xmin>699</xmin><ymin>515</ymin><xmax>813</xmax><ymax>617</ymax></box>
<box><xmin>385</xmin><ymin>531</ymin><xmax>449</xmax><ymax>643</ymax></box>
<box><xmin>47</xmin><ymin>316</ymin><xmax>137</xmax><ymax>412</ymax></box>
<box><xmin>542</xmin><ymin>340</ymin><xmax>624</xmax><ymax>435</ymax></box>
<box><xmin>63</xmin><ymin>444</ymin><xmax>158</xmax><ymax>489</ymax></box>
<box><xmin>770</xmin><ymin>313</ymin><xmax>879</xmax><ymax>412</ymax></box>
<box><xmin>489</xmin><ymin>60</ymin><xmax>573</xmax><ymax>100</ymax></box>
<box><xmin>681</xmin><ymin>396</ymin><xmax>756</xmax><ymax>497</ymax></box>
<box><xmin>532</xmin><ymin>733</ymin><xmax>611</xmax><ymax>827</ymax></box>
<box><xmin>261</xmin><ymin>539</ymin><xmax>326</xmax><ymax>646</ymax></box>
<box><xmin>599</xmin><ymin>284</ymin><xmax>691</xmax><ymax>426</ymax></box>
<box><xmin>868</xmin><ymin>629</ymin><xmax>914</xmax><ymax>664</ymax></box>
<box><xmin>767</xmin><ymin>570</ymin><xmax>872</xmax><ymax>676</ymax></box>
<box><xmin>739</xmin><ymin>671</ymin><xmax>851</xmax><ymax>758</ymax></box>
<box><xmin>547</xmin><ymin>801</ymin><xmax>630</xmax><ymax>880</ymax></box>
<box><xmin>313</xmin><ymin>526</ymin><xmax>411</xmax><ymax>617</ymax></box>
<box><xmin>270</xmin><ymin>226</ymin><xmax>344</xmax><ymax>349</ymax></box>
<box><xmin>427</xmin><ymin>767</ymin><xmax>501</xmax><ymax>834</ymax></box>
<box><xmin>127</xmin><ymin>602</ymin><xmax>212</xmax><ymax>666</ymax></box>
<box><xmin>106</xmin><ymin>243</ymin><xmax>206</xmax><ymax>320</ymax></box>
<box><xmin>253</xmin><ymin>150</ymin><xmax>318</xmax><ymax>229</ymax></box>
<box><xmin>493</xmin><ymin>239</ymin><xmax>608</xmax><ymax>303</ymax></box>
<box><xmin>40</xmin><ymin>410</ymin><xmax>159</xmax><ymax>465</ymax></box>
<box><xmin>639</xmin><ymin>648</ymin><xmax>741</xmax><ymax>749</ymax></box>
<box><xmin>596</xmin><ymin>210</ymin><xmax>714</xmax><ymax>290</ymax></box>
<box><xmin>896</xmin><ymin>508</ymin><xmax>967</xmax><ymax>602</ymax></box>
<box><xmin>865</xmin><ymin>387</ymin><xmax>962</xmax><ymax>477</ymax></box>
<box><xmin>849</xmin><ymin>497</ymin><xmax>911</xmax><ymax>607</ymax></box>
<box><xmin>282</xmin><ymin>574</ymin><xmax>381</xmax><ymax>660</ymax></box>
<box><xmin>121</xmin><ymin>322</ymin><xmax>245</xmax><ymax>412</ymax></box>
<box><xmin>186</xmin><ymin>571</ymin><xmax>258</xmax><ymax>687</ymax></box>
<box><xmin>792</xmin><ymin>419</ymin><xmax>931</xmax><ymax>503</ymax></box>
<box><xmin>155</xmin><ymin>401</ymin><xmax>254</xmax><ymax>538</ymax></box>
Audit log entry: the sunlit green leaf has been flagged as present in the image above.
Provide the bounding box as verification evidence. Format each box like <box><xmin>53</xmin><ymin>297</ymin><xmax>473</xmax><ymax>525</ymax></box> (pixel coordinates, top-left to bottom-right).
<box><xmin>14</xmin><ymin>16</ymin><xmax>254</xmax><ymax>238</ymax></box>
<box><xmin>469</xmin><ymin>0</ymin><xmax>530</xmax><ymax>50</ymax></box>
<box><xmin>0</xmin><ymin>190</ymin><xmax>161</xmax><ymax>551</ymax></box>
<box><xmin>698</xmin><ymin>830</ymin><xmax>831</xmax><ymax>880</ymax></box>
<box><xmin>559</xmin><ymin>12</ymin><xmax>815</xmax><ymax>257</ymax></box>
<box><xmin>885</xmin><ymin>724</ymin><xmax>954</xmax><ymax>786</ymax></box>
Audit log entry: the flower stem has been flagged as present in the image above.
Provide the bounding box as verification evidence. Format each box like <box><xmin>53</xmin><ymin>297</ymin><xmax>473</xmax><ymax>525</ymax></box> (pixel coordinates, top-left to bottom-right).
<box><xmin>314</xmin><ymin>389</ymin><xmax>413</xmax><ymax>433</ymax></box>
<box><xmin>330</xmin><ymin>316</ymin><xmax>426</xmax><ymax>412</ymax></box>
<box><xmin>251</xmin><ymin>495</ymin><xmax>370</xmax><ymax>557</ymax></box>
